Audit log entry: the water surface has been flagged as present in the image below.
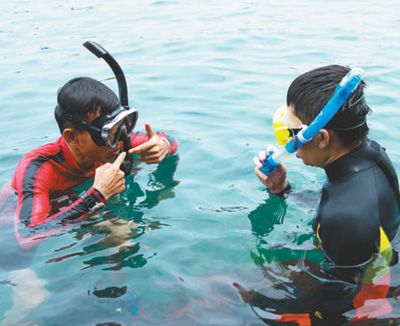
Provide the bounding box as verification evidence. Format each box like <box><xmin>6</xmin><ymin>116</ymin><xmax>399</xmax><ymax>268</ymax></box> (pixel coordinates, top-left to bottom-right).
<box><xmin>0</xmin><ymin>0</ymin><xmax>399</xmax><ymax>324</ymax></box>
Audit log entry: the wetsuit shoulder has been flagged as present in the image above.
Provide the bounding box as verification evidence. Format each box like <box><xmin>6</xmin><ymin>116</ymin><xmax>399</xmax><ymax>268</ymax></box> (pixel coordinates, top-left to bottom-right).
<box><xmin>12</xmin><ymin>140</ymin><xmax>64</xmax><ymax>192</ymax></box>
<box><xmin>12</xmin><ymin>138</ymin><xmax>104</xmax><ymax>228</ymax></box>
<box><xmin>317</xmin><ymin>139</ymin><xmax>400</xmax><ymax>267</ymax></box>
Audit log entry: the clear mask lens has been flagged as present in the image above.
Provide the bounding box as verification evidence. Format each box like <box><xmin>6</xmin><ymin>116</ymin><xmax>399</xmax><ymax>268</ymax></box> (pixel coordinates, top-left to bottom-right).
<box><xmin>108</xmin><ymin>120</ymin><xmax>125</xmax><ymax>147</ymax></box>
<box><xmin>272</xmin><ymin>105</ymin><xmax>303</xmax><ymax>146</ymax></box>
<box><xmin>102</xmin><ymin>108</ymin><xmax>138</xmax><ymax>147</ymax></box>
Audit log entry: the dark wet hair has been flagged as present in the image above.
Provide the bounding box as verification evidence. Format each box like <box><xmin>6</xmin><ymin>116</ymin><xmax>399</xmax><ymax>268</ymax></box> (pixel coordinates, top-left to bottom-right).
<box><xmin>287</xmin><ymin>65</ymin><xmax>372</xmax><ymax>148</ymax></box>
<box><xmin>54</xmin><ymin>77</ymin><xmax>120</xmax><ymax>133</ymax></box>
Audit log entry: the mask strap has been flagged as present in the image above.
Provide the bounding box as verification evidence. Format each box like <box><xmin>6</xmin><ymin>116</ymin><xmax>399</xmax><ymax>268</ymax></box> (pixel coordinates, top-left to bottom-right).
<box><xmin>289</xmin><ymin>128</ymin><xmax>298</xmax><ymax>150</ymax></box>
<box><xmin>332</xmin><ymin>119</ymin><xmax>366</xmax><ymax>131</ymax></box>
<box><xmin>347</xmin><ymin>94</ymin><xmax>365</xmax><ymax>109</ymax></box>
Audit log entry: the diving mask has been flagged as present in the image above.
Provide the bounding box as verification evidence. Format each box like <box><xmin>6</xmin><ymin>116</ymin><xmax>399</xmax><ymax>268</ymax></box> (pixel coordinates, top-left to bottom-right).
<box><xmin>260</xmin><ymin>67</ymin><xmax>365</xmax><ymax>175</ymax></box>
<box><xmin>273</xmin><ymin>105</ymin><xmax>305</xmax><ymax>146</ymax></box>
<box><xmin>55</xmin><ymin>104</ymin><xmax>138</xmax><ymax>148</ymax></box>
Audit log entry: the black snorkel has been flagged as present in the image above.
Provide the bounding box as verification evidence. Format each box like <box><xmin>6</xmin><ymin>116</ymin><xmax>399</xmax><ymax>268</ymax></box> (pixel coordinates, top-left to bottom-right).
<box><xmin>83</xmin><ymin>41</ymin><xmax>134</xmax><ymax>174</ymax></box>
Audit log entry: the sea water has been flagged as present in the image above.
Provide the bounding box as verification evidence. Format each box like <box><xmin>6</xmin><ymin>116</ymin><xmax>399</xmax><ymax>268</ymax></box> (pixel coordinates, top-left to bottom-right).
<box><xmin>0</xmin><ymin>0</ymin><xmax>399</xmax><ymax>324</ymax></box>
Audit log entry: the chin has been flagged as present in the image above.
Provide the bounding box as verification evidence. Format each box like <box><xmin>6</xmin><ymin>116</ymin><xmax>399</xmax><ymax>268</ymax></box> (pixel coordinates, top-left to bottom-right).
<box><xmin>107</xmin><ymin>153</ymin><xmax>119</xmax><ymax>162</ymax></box>
<box><xmin>97</xmin><ymin>156</ymin><xmax>112</xmax><ymax>163</ymax></box>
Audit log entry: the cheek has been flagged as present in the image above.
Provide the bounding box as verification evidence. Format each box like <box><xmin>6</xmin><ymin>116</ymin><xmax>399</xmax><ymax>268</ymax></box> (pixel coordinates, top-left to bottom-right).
<box><xmin>80</xmin><ymin>135</ymin><xmax>102</xmax><ymax>156</ymax></box>
<box><xmin>296</xmin><ymin>148</ymin><xmax>304</xmax><ymax>158</ymax></box>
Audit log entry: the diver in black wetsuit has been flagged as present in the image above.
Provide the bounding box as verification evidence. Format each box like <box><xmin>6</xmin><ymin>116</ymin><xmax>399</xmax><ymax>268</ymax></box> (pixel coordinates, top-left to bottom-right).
<box><xmin>253</xmin><ymin>64</ymin><xmax>400</xmax><ymax>278</ymax></box>
<box><xmin>316</xmin><ymin>138</ymin><xmax>399</xmax><ymax>268</ymax></box>
<box><xmin>245</xmin><ymin>65</ymin><xmax>400</xmax><ymax>324</ymax></box>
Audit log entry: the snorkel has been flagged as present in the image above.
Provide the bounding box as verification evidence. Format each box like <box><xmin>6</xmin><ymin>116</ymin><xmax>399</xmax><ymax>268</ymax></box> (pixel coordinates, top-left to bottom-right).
<box><xmin>260</xmin><ymin>68</ymin><xmax>365</xmax><ymax>174</ymax></box>
<box><xmin>83</xmin><ymin>41</ymin><xmax>134</xmax><ymax>174</ymax></box>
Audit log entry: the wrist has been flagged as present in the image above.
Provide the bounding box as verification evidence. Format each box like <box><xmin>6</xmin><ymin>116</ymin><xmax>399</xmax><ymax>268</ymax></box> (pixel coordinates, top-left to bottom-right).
<box><xmin>269</xmin><ymin>180</ymin><xmax>292</xmax><ymax>198</ymax></box>
<box><xmin>90</xmin><ymin>187</ymin><xmax>106</xmax><ymax>203</ymax></box>
<box><xmin>80</xmin><ymin>187</ymin><xmax>106</xmax><ymax>213</ymax></box>
<box><xmin>92</xmin><ymin>184</ymin><xmax>110</xmax><ymax>201</ymax></box>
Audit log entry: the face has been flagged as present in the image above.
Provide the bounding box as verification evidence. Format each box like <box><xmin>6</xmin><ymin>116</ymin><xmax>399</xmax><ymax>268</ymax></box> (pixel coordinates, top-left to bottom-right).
<box><xmin>296</xmin><ymin>137</ymin><xmax>325</xmax><ymax>167</ymax></box>
<box><xmin>287</xmin><ymin>107</ymin><xmax>328</xmax><ymax>168</ymax></box>
<box><xmin>69</xmin><ymin>109</ymin><xmax>122</xmax><ymax>165</ymax></box>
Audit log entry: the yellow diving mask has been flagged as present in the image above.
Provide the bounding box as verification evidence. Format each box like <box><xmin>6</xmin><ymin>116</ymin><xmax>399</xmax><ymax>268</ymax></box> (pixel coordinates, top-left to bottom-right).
<box><xmin>273</xmin><ymin>105</ymin><xmax>305</xmax><ymax>146</ymax></box>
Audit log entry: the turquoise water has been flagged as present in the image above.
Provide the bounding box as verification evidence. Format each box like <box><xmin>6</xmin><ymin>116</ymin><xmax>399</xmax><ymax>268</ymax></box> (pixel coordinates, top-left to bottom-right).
<box><xmin>1</xmin><ymin>0</ymin><xmax>400</xmax><ymax>324</ymax></box>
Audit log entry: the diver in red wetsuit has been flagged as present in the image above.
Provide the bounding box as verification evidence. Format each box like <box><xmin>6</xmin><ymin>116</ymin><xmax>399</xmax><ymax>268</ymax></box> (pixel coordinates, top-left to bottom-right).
<box><xmin>12</xmin><ymin>42</ymin><xmax>178</xmax><ymax>234</ymax></box>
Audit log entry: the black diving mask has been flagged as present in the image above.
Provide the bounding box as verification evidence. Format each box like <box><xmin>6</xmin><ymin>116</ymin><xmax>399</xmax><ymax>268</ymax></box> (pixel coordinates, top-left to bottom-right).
<box><xmin>89</xmin><ymin>106</ymin><xmax>138</xmax><ymax>147</ymax></box>
<box><xmin>56</xmin><ymin>104</ymin><xmax>138</xmax><ymax>148</ymax></box>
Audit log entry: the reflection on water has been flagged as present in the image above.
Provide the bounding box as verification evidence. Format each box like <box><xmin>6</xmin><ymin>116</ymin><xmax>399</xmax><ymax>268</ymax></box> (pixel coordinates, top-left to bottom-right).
<box><xmin>238</xmin><ymin>191</ymin><xmax>400</xmax><ymax>324</ymax></box>
<box><xmin>0</xmin><ymin>155</ymin><xmax>179</xmax><ymax>325</ymax></box>
<box><xmin>1</xmin><ymin>0</ymin><xmax>400</xmax><ymax>323</ymax></box>
<box><xmin>47</xmin><ymin>155</ymin><xmax>179</xmax><ymax>269</ymax></box>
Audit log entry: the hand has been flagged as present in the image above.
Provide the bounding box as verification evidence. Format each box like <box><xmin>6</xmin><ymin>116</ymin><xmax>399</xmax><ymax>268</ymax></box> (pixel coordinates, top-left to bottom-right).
<box><xmin>253</xmin><ymin>146</ymin><xmax>288</xmax><ymax>194</ymax></box>
<box><xmin>128</xmin><ymin>122</ymin><xmax>171</xmax><ymax>164</ymax></box>
<box><xmin>93</xmin><ymin>152</ymin><xmax>126</xmax><ymax>200</ymax></box>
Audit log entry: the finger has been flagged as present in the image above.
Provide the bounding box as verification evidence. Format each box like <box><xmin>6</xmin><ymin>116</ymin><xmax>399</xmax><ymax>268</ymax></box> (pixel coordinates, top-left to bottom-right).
<box><xmin>137</xmin><ymin>147</ymin><xmax>161</xmax><ymax>157</ymax></box>
<box><xmin>255</xmin><ymin>167</ymin><xmax>268</xmax><ymax>181</ymax></box>
<box><xmin>112</xmin><ymin>152</ymin><xmax>127</xmax><ymax>168</ymax></box>
<box><xmin>258</xmin><ymin>151</ymin><xmax>267</xmax><ymax>161</ymax></box>
<box><xmin>114</xmin><ymin>180</ymin><xmax>126</xmax><ymax>191</ymax></box>
<box><xmin>139</xmin><ymin>154</ymin><xmax>162</xmax><ymax>164</ymax></box>
<box><xmin>129</xmin><ymin>141</ymin><xmax>154</xmax><ymax>155</ymax></box>
<box><xmin>266</xmin><ymin>145</ymin><xmax>275</xmax><ymax>153</ymax></box>
<box><xmin>145</xmin><ymin>122</ymin><xmax>156</xmax><ymax>139</ymax></box>
<box><xmin>116</xmin><ymin>170</ymin><xmax>126</xmax><ymax>179</ymax></box>
<box><xmin>143</xmin><ymin>158</ymin><xmax>160</xmax><ymax>164</ymax></box>
<box><xmin>253</xmin><ymin>157</ymin><xmax>262</xmax><ymax>168</ymax></box>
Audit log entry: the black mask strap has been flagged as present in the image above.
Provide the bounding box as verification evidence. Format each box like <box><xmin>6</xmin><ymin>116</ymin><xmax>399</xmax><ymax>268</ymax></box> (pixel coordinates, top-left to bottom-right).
<box><xmin>55</xmin><ymin>105</ymin><xmax>105</xmax><ymax>146</ymax></box>
<box><xmin>289</xmin><ymin>128</ymin><xmax>299</xmax><ymax>150</ymax></box>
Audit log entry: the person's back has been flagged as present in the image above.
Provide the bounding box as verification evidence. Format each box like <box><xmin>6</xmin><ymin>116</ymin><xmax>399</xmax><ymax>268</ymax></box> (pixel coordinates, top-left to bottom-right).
<box><xmin>248</xmin><ymin>64</ymin><xmax>400</xmax><ymax>322</ymax></box>
<box><xmin>316</xmin><ymin>138</ymin><xmax>400</xmax><ymax>268</ymax></box>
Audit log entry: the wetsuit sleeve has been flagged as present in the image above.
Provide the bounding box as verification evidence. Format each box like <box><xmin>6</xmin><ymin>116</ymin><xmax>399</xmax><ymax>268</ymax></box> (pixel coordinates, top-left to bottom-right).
<box><xmin>130</xmin><ymin>131</ymin><xmax>178</xmax><ymax>155</ymax></box>
<box><xmin>13</xmin><ymin>160</ymin><xmax>106</xmax><ymax>227</ymax></box>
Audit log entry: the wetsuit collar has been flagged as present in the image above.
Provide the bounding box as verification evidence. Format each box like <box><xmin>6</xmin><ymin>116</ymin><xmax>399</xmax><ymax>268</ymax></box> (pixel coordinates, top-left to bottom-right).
<box><xmin>324</xmin><ymin>140</ymin><xmax>373</xmax><ymax>182</ymax></box>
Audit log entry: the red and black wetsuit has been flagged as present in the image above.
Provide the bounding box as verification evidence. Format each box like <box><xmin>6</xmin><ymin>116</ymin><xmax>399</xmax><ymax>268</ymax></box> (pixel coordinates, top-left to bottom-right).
<box><xmin>12</xmin><ymin>132</ymin><xmax>178</xmax><ymax>230</ymax></box>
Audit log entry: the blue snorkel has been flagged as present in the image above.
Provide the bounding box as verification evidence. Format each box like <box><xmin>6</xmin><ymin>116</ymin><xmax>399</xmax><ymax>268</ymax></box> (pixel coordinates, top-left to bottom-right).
<box><xmin>260</xmin><ymin>68</ymin><xmax>365</xmax><ymax>174</ymax></box>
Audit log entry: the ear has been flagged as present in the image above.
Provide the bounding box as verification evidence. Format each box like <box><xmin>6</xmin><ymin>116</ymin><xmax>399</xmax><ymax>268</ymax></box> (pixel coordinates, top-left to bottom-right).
<box><xmin>317</xmin><ymin>129</ymin><xmax>330</xmax><ymax>149</ymax></box>
<box><xmin>63</xmin><ymin>128</ymin><xmax>79</xmax><ymax>145</ymax></box>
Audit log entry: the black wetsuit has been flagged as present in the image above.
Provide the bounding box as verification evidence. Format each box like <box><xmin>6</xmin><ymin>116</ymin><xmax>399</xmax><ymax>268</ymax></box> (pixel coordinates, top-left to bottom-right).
<box><xmin>314</xmin><ymin>139</ymin><xmax>400</xmax><ymax>268</ymax></box>
<box><xmin>240</xmin><ymin>139</ymin><xmax>400</xmax><ymax>323</ymax></box>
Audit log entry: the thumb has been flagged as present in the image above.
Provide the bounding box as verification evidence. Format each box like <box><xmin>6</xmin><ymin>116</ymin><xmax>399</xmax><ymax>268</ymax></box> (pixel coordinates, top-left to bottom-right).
<box><xmin>145</xmin><ymin>122</ymin><xmax>156</xmax><ymax>139</ymax></box>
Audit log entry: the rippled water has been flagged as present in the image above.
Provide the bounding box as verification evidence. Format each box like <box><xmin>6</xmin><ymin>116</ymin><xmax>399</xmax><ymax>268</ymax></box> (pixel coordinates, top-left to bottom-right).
<box><xmin>1</xmin><ymin>0</ymin><xmax>400</xmax><ymax>325</ymax></box>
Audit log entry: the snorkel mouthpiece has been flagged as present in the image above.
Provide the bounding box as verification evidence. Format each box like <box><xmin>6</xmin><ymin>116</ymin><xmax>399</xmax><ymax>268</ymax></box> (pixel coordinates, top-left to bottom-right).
<box><xmin>260</xmin><ymin>67</ymin><xmax>365</xmax><ymax>175</ymax></box>
<box><xmin>83</xmin><ymin>41</ymin><xmax>134</xmax><ymax>174</ymax></box>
